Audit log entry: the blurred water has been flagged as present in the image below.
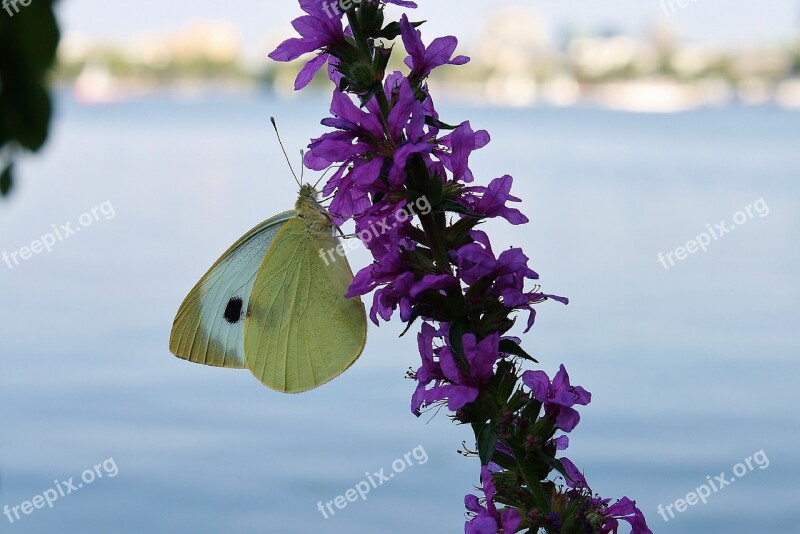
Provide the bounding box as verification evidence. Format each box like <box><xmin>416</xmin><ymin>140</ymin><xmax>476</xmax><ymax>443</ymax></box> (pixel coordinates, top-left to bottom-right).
<box><xmin>0</xmin><ymin>92</ymin><xmax>798</xmax><ymax>533</ymax></box>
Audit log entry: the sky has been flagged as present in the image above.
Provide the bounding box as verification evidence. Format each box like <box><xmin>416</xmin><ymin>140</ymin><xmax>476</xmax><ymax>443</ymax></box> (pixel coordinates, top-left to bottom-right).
<box><xmin>57</xmin><ymin>0</ymin><xmax>800</xmax><ymax>60</ymax></box>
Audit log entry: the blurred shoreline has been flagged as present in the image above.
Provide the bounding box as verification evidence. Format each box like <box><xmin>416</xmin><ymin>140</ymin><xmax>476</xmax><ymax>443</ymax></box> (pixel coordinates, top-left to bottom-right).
<box><xmin>57</xmin><ymin>10</ymin><xmax>800</xmax><ymax>112</ymax></box>
<box><xmin>58</xmin><ymin>76</ymin><xmax>800</xmax><ymax>113</ymax></box>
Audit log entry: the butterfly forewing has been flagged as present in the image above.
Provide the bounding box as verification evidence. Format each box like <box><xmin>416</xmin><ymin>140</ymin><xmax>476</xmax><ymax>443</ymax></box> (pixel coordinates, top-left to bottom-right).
<box><xmin>244</xmin><ymin>216</ymin><xmax>367</xmax><ymax>393</ymax></box>
<box><xmin>169</xmin><ymin>211</ymin><xmax>295</xmax><ymax>368</ymax></box>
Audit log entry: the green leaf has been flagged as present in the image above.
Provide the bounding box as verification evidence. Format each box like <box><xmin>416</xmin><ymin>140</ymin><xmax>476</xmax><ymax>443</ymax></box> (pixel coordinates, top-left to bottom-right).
<box><xmin>490</xmin><ymin>450</ymin><xmax>517</xmax><ymax>472</ymax></box>
<box><xmin>425</xmin><ymin>116</ymin><xmax>459</xmax><ymax>130</ymax></box>
<box><xmin>414</xmin><ymin>167</ymin><xmax>444</xmax><ymax>207</ymax></box>
<box><xmin>499</xmin><ymin>339</ymin><xmax>538</xmax><ymax>363</ymax></box>
<box><xmin>372</xmin><ymin>45</ymin><xmax>392</xmax><ymax>80</ymax></box>
<box><xmin>0</xmin><ymin>165</ymin><xmax>13</xmax><ymax>197</ymax></box>
<box><xmin>398</xmin><ymin>311</ymin><xmax>420</xmax><ymax>337</ymax></box>
<box><xmin>549</xmin><ymin>457</ymin><xmax>571</xmax><ymax>482</ymax></box>
<box><xmin>476</xmin><ymin>421</ymin><xmax>497</xmax><ymax>465</ymax></box>
<box><xmin>533</xmin><ymin>451</ymin><xmax>572</xmax><ymax>483</ymax></box>
<box><xmin>447</xmin><ymin>319</ymin><xmax>470</xmax><ymax>373</ymax></box>
<box><xmin>357</xmin><ymin>86</ymin><xmax>380</xmax><ymax>107</ymax></box>
<box><xmin>374</xmin><ymin>20</ymin><xmax>425</xmax><ymax>40</ymax></box>
<box><xmin>493</xmin><ymin>359</ymin><xmax>518</xmax><ymax>405</ymax></box>
<box><xmin>515</xmin><ymin>453</ymin><xmax>552</xmax><ymax>512</ymax></box>
<box><xmin>0</xmin><ymin>0</ymin><xmax>59</xmax><ymax>196</ymax></box>
<box><xmin>445</xmin><ymin>218</ymin><xmax>480</xmax><ymax>249</ymax></box>
<box><xmin>435</xmin><ymin>199</ymin><xmax>481</xmax><ymax>217</ymax></box>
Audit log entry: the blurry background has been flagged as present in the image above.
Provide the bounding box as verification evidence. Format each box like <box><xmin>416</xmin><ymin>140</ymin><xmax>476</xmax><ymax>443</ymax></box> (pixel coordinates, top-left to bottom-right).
<box><xmin>1</xmin><ymin>1</ymin><xmax>798</xmax><ymax>532</ymax></box>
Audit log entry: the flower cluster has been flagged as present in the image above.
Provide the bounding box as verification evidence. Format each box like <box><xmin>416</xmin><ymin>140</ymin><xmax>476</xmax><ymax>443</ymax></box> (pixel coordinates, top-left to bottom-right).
<box><xmin>271</xmin><ymin>2</ymin><xmax>651</xmax><ymax>532</ymax></box>
<box><xmin>558</xmin><ymin>458</ymin><xmax>653</xmax><ymax>533</ymax></box>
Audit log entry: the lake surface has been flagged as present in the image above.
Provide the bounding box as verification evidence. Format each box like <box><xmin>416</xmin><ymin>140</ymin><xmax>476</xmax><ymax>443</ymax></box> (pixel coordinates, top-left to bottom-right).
<box><xmin>1</xmin><ymin>92</ymin><xmax>798</xmax><ymax>533</ymax></box>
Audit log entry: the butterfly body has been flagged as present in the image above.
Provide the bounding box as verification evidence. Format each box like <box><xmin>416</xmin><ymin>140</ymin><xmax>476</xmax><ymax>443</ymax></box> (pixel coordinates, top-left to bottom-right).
<box><xmin>169</xmin><ymin>185</ymin><xmax>367</xmax><ymax>392</ymax></box>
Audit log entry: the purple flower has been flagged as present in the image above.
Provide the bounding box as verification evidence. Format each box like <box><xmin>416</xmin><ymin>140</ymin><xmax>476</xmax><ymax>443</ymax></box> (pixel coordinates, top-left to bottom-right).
<box><xmin>307</xmin><ymin>76</ymin><xmax>434</xmax><ymax>222</ymax></box>
<box><xmin>602</xmin><ymin>497</ymin><xmax>653</xmax><ymax>534</ymax></box>
<box><xmin>409</xmin><ymin>273</ymin><xmax>459</xmax><ymax>299</ymax></box>
<box><xmin>400</xmin><ymin>14</ymin><xmax>469</xmax><ymax>79</ymax></box>
<box><xmin>558</xmin><ymin>457</ymin><xmax>652</xmax><ymax>534</ymax></box>
<box><xmin>353</xmin><ymin>200</ymin><xmax>415</xmax><ymax>261</ymax></box>
<box><xmin>461</xmin><ymin>175</ymin><xmax>529</xmax><ymax>224</ymax></box>
<box><xmin>383</xmin><ymin>0</ymin><xmax>419</xmax><ymax>8</ymax></box>
<box><xmin>550</xmin><ymin>435</ymin><xmax>570</xmax><ymax>451</ymax></box>
<box><xmin>455</xmin><ymin>231</ymin><xmax>537</xmax><ymax>286</ymax></box>
<box><xmin>369</xmin><ymin>271</ymin><xmax>418</xmax><ymax>325</ymax></box>
<box><xmin>436</xmin><ymin>121</ymin><xmax>489</xmax><ymax>183</ymax></box>
<box><xmin>348</xmin><ymin>244</ymin><xmax>459</xmax><ymax>327</ymax></box>
<box><xmin>522</xmin><ymin>364</ymin><xmax>591</xmax><ymax>432</ymax></box>
<box><xmin>559</xmin><ymin>457</ymin><xmax>588</xmax><ymax>489</ymax></box>
<box><xmin>465</xmin><ymin>466</ymin><xmax>522</xmax><ymax>534</ymax></box>
<box><xmin>268</xmin><ymin>0</ymin><xmax>348</xmax><ymax>89</ymax></box>
<box><xmin>418</xmin><ymin>332</ymin><xmax>500</xmax><ymax>412</ymax></box>
<box><xmin>347</xmin><ymin>245</ymin><xmax>414</xmax><ymax>325</ymax></box>
<box><xmin>383</xmin><ymin>78</ymin><xmax>436</xmax><ymax>187</ymax></box>
<box><xmin>411</xmin><ymin>322</ymin><xmax>445</xmax><ymax>414</ymax></box>
<box><xmin>455</xmin><ymin>231</ymin><xmax>567</xmax><ymax>332</ymax></box>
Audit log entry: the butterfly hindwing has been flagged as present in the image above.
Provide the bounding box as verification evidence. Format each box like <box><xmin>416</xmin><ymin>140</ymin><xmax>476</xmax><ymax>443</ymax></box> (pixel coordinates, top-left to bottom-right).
<box><xmin>243</xmin><ymin>216</ymin><xmax>367</xmax><ymax>393</ymax></box>
<box><xmin>169</xmin><ymin>211</ymin><xmax>295</xmax><ymax>368</ymax></box>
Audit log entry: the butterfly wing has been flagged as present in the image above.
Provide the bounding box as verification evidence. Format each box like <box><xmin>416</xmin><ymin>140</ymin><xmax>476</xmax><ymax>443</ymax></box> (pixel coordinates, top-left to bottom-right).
<box><xmin>169</xmin><ymin>211</ymin><xmax>295</xmax><ymax>368</ymax></box>
<box><xmin>244</xmin><ymin>218</ymin><xmax>367</xmax><ymax>392</ymax></box>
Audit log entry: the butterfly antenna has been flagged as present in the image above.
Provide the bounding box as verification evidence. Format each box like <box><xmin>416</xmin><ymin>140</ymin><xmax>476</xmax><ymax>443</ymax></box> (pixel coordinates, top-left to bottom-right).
<box><xmin>314</xmin><ymin>163</ymin><xmax>345</xmax><ymax>193</ymax></box>
<box><xmin>299</xmin><ymin>150</ymin><xmax>306</xmax><ymax>184</ymax></box>
<box><xmin>270</xmin><ymin>116</ymin><xmax>301</xmax><ymax>188</ymax></box>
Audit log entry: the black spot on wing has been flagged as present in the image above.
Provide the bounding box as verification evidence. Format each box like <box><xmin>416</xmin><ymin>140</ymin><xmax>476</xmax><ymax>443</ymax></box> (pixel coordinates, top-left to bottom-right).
<box><xmin>224</xmin><ymin>297</ymin><xmax>244</xmax><ymax>324</ymax></box>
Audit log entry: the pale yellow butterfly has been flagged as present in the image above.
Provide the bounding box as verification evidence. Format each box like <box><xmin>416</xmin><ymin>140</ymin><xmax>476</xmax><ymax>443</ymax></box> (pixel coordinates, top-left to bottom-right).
<box><xmin>169</xmin><ymin>181</ymin><xmax>367</xmax><ymax>393</ymax></box>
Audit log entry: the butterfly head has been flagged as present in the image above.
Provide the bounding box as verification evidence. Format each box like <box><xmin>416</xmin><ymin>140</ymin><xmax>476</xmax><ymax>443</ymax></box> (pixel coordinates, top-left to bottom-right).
<box><xmin>298</xmin><ymin>183</ymin><xmax>318</xmax><ymax>200</ymax></box>
<box><xmin>295</xmin><ymin>184</ymin><xmax>329</xmax><ymax>226</ymax></box>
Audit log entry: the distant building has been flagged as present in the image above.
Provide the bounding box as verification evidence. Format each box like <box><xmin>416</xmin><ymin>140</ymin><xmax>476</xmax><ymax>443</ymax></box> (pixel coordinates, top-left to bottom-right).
<box><xmin>476</xmin><ymin>8</ymin><xmax>552</xmax><ymax>106</ymax></box>
<box><xmin>129</xmin><ymin>20</ymin><xmax>242</xmax><ymax>66</ymax></box>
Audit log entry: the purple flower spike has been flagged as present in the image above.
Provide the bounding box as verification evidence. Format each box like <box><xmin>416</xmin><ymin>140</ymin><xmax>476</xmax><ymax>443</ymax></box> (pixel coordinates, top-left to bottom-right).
<box><xmin>275</xmin><ymin>2</ymin><xmax>650</xmax><ymax>530</ymax></box>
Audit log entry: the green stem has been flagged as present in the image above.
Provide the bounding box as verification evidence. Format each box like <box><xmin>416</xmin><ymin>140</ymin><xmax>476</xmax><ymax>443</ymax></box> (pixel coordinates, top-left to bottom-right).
<box><xmin>417</xmin><ymin>212</ymin><xmax>448</xmax><ymax>270</ymax></box>
<box><xmin>374</xmin><ymin>90</ymin><xmax>393</xmax><ymax>139</ymax></box>
<box><xmin>345</xmin><ymin>11</ymin><xmax>366</xmax><ymax>54</ymax></box>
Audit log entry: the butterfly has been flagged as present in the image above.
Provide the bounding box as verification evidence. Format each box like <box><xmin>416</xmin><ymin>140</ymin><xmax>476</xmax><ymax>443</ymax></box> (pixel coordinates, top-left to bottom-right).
<box><xmin>168</xmin><ymin>180</ymin><xmax>367</xmax><ymax>393</ymax></box>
